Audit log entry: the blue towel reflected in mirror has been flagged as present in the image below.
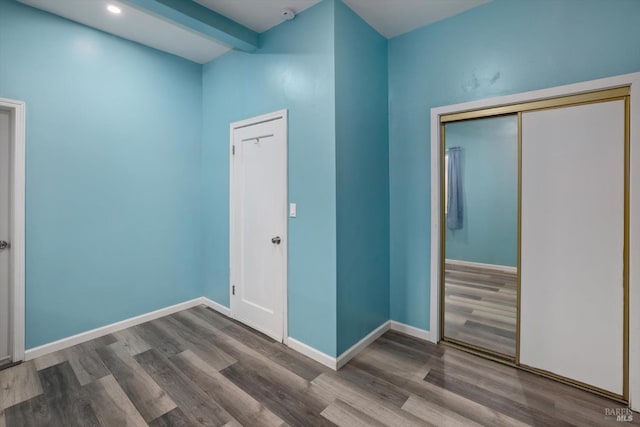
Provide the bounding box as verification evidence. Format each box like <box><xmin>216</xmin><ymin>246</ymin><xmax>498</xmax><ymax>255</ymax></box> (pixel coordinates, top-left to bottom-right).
<box><xmin>446</xmin><ymin>147</ymin><xmax>463</xmax><ymax>230</ymax></box>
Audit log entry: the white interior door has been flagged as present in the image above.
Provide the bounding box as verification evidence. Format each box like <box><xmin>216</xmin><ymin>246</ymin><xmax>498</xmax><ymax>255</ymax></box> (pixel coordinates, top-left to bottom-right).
<box><xmin>520</xmin><ymin>100</ymin><xmax>626</xmax><ymax>395</ymax></box>
<box><xmin>0</xmin><ymin>109</ymin><xmax>11</xmax><ymax>366</ymax></box>
<box><xmin>230</xmin><ymin>113</ymin><xmax>287</xmax><ymax>342</ymax></box>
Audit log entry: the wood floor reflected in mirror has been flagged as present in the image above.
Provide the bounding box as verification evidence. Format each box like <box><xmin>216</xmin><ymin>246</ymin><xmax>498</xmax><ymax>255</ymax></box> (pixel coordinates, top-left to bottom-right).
<box><xmin>444</xmin><ymin>262</ymin><xmax>517</xmax><ymax>357</ymax></box>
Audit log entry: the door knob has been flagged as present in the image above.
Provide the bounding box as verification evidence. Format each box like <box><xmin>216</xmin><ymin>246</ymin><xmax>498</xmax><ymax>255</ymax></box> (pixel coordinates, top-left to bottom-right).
<box><xmin>0</xmin><ymin>241</ymin><xmax>9</xmax><ymax>250</ymax></box>
<box><xmin>271</xmin><ymin>236</ymin><xmax>281</xmax><ymax>245</ymax></box>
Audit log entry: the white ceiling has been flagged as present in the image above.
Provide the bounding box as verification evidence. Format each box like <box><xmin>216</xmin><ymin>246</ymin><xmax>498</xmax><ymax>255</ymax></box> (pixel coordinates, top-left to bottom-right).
<box><xmin>18</xmin><ymin>0</ymin><xmax>230</xmax><ymax>63</ymax></box>
<box><xmin>18</xmin><ymin>0</ymin><xmax>492</xmax><ymax>65</ymax></box>
<box><xmin>193</xmin><ymin>0</ymin><xmax>492</xmax><ymax>38</ymax></box>
<box><xmin>195</xmin><ymin>0</ymin><xmax>321</xmax><ymax>33</ymax></box>
<box><xmin>342</xmin><ymin>0</ymin><xmax>492</xmax><ymax>38</ymax></box>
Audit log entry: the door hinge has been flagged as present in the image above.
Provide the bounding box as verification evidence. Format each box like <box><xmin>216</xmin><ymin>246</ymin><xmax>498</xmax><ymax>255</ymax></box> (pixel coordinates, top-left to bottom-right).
<box><xmin>232</xmin><ymin>285</ymin><xmax>235</xmax><ymax>295</ymax></box>
<box><xmin>232</xmin><ymin>145</ymin><xmax>235</xmax><ymax>155</ymax></box>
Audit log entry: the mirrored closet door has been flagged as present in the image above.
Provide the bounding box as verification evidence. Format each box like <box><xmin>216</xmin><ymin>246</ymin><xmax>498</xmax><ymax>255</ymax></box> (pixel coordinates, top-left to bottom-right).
<box><xmin>439</xmin><ymin>86</ymin><xmax>630</xmax><ymax>401</ymax></box>
<box><xmin>441</xmin><ymin>114</ymin><xmax>519</xmax><ymax>358</ymax></box>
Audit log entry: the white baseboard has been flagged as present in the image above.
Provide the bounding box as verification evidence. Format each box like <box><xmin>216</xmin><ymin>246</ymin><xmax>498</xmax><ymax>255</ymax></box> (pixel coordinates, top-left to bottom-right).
<box><xmin>24</xmin><ymin>298</ymin><xmax>204</xmax><ymax>360</ymax></box>
<box><xmin>201</xmin><ymin>297</ymin><xmax>398</xmax><ymax>371</ymax></box>
<box><xmin>390</xmin><ymin>320</ymin><xmax>434</xmax><ymax>343</ymax></box>
<box><xmin>286</xmin><ymin>320</ymin><xmax>393</xmax><ymax>371</ymax></box>
<box><xmin>200</xmin><ymin>297</ymin><xmax>232</xmax><ymax>318</ymax></box>
<box><xmin>336</xmin><ymin>320</ymin><xmax>390</xmax><ymax>369</ymax></box>
<box><xmin>286</xmin><ymin>337</ymin><xmax>337</xmax><ymax>370</ymax></box>
<box><xmin>445</xmin><ymin>258</ymin><xmax>517</xmax><ymax>274</ymax></box>
<box><xmin>23</xmin><ymin>294</ymin><xmax>434</xmax><ymax>374</ymax></box>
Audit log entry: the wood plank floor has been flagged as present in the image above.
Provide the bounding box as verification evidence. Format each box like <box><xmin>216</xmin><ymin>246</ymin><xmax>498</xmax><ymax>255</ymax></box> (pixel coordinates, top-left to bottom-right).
<box><xmin>1</xmin><ymin>305</ymin><xmax>636</xmax><ymax>426</ymax></box>
<box><xmin>444</xmin><ymin>262</ymin><xmax>517</xmax><ymax>356</ymax></box>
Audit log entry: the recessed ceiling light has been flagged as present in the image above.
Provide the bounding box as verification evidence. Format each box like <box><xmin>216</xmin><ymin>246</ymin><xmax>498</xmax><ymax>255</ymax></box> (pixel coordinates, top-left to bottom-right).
<box><xmin>107</xmin><ymin>4</ymin><xmax>122</xmax><ymax>14</ymax></box>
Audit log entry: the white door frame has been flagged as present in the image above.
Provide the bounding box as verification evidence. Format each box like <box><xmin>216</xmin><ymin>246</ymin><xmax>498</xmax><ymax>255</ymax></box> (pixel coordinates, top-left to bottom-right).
<box><xmin>430</xmin><ymin>72</ymin><xmax>640</xmax><ymax>409</ymax></box>
<box><xmin>0</xmin><ymin>98</ymin><xmax>26</xmax><ymax>363</ymax></box>
<box><xmin>229</xmin><ymin>109</ymin><xmax>288</xmax><ymax>342</ymax></box>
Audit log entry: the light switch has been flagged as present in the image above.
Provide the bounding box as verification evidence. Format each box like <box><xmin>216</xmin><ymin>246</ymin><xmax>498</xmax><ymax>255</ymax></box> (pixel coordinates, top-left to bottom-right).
<box><xmin>289</xmin><ymin>203</ymin><xmax>297</xmax><ymax>217</ymax></box>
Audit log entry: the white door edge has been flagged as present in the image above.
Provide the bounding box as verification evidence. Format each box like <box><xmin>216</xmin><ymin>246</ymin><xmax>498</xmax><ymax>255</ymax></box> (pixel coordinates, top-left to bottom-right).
<box><xmin>429</xmin><ymin>72</ymin><xmax>640</xmax><ymax>409</ymax></box>
<box><xmin>0</xmin><ymin>98</ymin><xmax>26</xmax><ymax>363</ymax></box>
<box><xmin>229</xmin><ymin>109</ymin><xmax>288</xmax><ymax>343</ymax></box>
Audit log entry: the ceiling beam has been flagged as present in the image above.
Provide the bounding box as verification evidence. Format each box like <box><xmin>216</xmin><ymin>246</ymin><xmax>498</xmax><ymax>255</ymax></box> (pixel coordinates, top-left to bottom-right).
<box><xmin>121</xmin><ymin>0</ymin><xmax>259</xmax><ymax>52</ymax></box>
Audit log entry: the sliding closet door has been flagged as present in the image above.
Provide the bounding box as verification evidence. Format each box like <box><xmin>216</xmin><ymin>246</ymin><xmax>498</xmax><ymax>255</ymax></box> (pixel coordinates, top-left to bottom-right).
<box><xmin>520</xmin><ymin>100</ymin><xmax>626</xmax><ymax>396</ymax></box>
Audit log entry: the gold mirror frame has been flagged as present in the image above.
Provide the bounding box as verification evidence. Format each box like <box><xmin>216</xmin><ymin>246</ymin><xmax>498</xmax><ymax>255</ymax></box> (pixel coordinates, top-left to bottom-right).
<box><xmin>438</xmin><ymin>86</ymin><xmax>631</xmax><ymax>402</ymax></box>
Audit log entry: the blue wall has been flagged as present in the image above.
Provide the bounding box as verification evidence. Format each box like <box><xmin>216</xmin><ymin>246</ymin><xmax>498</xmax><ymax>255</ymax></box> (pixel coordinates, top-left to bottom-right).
<box><xmin>445</xmin><ymin>115</ymin><xmax>517</xmax><ymax>267</ymax></box>
<box><xmin>334</xmin><ymin>1</ymin><xmax>389</xmax><ymax>354</ymax></box>
<box><xmin>8</xmin><ymin>0</ymin><xmax>639</xmax><ymax>355</ymax></box>
<box><xmin>389</xmin><ymin>0</ymin><xmax>640</xmax><ymax>330</ymax></box>
<box><xmin>201</xmin><ymin>0</ymin><xmax>338</xmax><ymax>356</ymax></box>
<box><xmin>0</xmin><ymin>0</ymin><xmax>203</xmax><ymax>348</ymax></box>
